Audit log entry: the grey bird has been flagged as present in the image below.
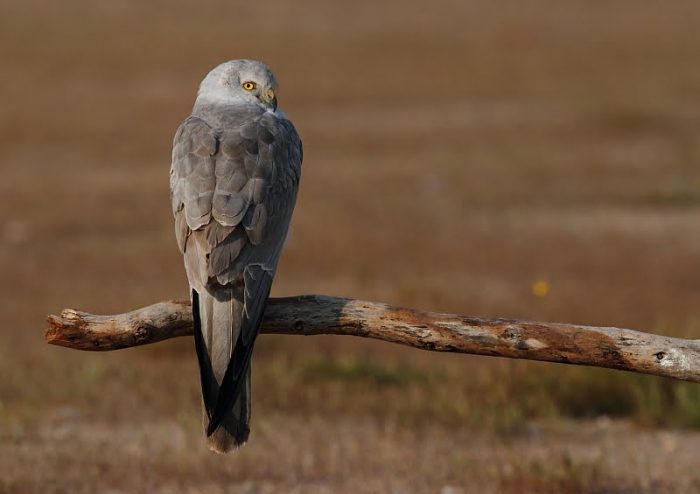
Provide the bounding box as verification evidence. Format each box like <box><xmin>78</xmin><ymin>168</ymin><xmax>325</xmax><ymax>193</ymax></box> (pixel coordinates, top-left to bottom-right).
<box><xmin>169</xmin><ymin>60</ymin><xmax>302</xmax><ymax>453</ymax></box>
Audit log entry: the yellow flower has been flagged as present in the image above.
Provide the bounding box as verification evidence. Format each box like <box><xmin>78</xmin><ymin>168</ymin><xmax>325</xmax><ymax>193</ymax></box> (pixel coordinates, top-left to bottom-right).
<box><xmin>532</xmin><ymin>280</ymin><xmax>550</xmax><ymax>298</ymax></box>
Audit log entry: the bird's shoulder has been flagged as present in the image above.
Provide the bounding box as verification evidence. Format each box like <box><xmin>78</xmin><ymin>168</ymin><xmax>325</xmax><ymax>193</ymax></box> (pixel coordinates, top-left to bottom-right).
<box><xmin>172</xmin><ymin>108</ymin><xmax>301</xmax><ymax>168</ymax></box>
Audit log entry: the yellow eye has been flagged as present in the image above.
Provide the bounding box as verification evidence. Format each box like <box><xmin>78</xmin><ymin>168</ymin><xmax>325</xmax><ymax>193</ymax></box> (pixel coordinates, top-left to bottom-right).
<box><xmin>242</xmin><ymin>81</ymin><xmax>256</xmax><ymax>91</ymax></box>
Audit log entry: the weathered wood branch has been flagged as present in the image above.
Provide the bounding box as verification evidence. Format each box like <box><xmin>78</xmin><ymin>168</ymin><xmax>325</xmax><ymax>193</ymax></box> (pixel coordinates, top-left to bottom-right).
<box><xmin>45</xmin><ymin>295</ymin><xmax>700</xmax><ymax>383</ymax></box>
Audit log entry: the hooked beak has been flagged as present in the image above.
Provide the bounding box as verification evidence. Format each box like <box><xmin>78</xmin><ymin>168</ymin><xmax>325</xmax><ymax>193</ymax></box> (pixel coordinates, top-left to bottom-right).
<box><xmin>261</xmin><ymin>89</ymin><xmax>277</xmax><ymax>111</ymax></box>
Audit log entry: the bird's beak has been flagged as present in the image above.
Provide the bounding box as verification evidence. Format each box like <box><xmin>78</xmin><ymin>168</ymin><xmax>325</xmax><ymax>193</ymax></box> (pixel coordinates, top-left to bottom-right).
<box><xmin>261</xmin><ymin>89</ymin><xmax>277</xmax><ymax>111</ymax></box>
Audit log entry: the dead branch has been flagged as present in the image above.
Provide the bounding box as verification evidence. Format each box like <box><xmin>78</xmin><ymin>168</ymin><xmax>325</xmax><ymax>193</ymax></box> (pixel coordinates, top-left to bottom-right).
<box><xmin>45</xmin><ymin>295</ymin><xmax>700</xmax><ymax>383</ymax></box>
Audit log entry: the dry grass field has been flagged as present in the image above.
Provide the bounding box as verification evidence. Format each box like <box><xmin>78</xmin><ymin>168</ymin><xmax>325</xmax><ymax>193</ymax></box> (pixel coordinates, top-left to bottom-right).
<box><xmin>1</xmin><ymin>0</ymin><xmax>700</xmax><ymax>492</ymax></box>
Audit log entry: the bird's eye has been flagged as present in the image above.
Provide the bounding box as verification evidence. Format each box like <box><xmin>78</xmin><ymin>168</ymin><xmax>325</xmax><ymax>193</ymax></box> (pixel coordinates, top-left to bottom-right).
<box><xmin>242</xmin><ymin>81</ymin><xmax>256</xmax><ymax>91</ymax></box>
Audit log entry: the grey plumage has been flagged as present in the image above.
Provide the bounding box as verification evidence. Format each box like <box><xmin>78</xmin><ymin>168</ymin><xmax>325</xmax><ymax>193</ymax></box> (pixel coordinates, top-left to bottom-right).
<box><xmin>170</xmin><ymin>60</ymin><xmax>302</xmax><ymax>453</ymax></box>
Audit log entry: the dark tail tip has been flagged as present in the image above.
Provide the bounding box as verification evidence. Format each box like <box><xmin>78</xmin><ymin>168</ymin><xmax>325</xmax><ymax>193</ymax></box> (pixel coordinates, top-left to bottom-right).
<box><xmin>207</xmin><ymin>424</ymin><xmax>250</xmax><ymax>453</ymax></box>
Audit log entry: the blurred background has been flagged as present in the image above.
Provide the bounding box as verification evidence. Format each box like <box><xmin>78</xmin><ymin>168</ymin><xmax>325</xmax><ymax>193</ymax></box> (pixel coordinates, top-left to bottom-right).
<box><xmin>1</xmin><ymin>0</ymin><xmax>700</xmax><ymax>492</ymax></box>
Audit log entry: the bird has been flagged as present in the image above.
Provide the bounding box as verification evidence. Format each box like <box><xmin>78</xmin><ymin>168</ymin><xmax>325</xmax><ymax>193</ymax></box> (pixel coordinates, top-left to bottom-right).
<box><xmin>169</xmin><ymin>60</ymin><xmax>302</xmax><ymax>453</ymax></box>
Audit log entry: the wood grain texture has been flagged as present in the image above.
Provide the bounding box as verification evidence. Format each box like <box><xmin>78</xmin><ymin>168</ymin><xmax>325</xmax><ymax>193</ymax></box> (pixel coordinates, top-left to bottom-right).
<box><xmin>46</xmin><ymin>295</ymin><xmax>700</xmax><ymax>383</ymax></box>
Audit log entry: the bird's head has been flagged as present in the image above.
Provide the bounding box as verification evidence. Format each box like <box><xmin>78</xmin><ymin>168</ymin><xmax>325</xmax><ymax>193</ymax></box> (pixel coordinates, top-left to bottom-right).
<box><xmin>196</xmin><ymin>59</ymin><xmax>278</xmax><ymax>111</ymax></box>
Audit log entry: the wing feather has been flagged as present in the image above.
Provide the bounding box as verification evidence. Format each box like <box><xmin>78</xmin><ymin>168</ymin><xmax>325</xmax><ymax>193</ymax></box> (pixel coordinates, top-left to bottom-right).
<box><xmin>170</xmin><ymin>107</ymin><xmax>302</xmax><ymax>435</ymax></box>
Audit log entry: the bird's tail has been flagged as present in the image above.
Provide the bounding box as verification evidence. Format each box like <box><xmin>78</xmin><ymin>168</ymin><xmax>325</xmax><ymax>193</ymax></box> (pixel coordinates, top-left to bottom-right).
<box><xmin>192</xmin><ymin>289</ymin><xmax>251</xmax><ymax>453</ymax></box>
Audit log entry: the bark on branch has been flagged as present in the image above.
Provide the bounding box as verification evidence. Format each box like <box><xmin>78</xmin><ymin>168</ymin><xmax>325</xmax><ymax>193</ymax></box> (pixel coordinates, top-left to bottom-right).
<box><xmin>45</xmin><ymin>295</ymin><xmax>700</xmax><ymax>383</ymax></box>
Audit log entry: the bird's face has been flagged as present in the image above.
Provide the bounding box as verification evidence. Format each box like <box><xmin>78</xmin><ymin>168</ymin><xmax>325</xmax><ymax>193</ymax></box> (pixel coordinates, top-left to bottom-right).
<box><xmin>196</xmin><ymin>59</ymin><xmax>279</xmax><ymax>111</ymax></box>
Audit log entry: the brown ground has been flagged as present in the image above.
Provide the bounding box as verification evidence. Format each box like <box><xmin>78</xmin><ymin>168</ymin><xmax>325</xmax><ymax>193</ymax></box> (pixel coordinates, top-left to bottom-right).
<box><xmin>1</xmin><ymin>0</ymin><xmax>700</xmax><ymax>492</ymax></box>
